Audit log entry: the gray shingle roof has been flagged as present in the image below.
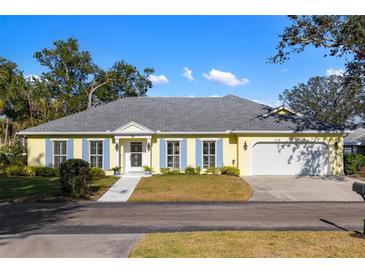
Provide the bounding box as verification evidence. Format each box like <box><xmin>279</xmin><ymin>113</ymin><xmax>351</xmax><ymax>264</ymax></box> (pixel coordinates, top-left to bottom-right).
<box><xmin>20</xmin><ymin>95</ymin><xmax>343</xmax><ymax>134</ymax></box>
<box><xmin>344</xmin><ymin>128</ymin><xmax>365</xmax><ymax>145</ymax></box>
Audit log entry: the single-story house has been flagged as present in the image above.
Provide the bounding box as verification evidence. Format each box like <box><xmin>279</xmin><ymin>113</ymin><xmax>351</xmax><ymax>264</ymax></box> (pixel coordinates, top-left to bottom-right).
<box><xmin>18</xmin><ymin>95</ymin><xmax>345</xmax><ymax>176</ymax></box>
<box><xmin>344</xmin><ymin>127</ymin><xmax>365</xmax><ymax>155</ymax></box>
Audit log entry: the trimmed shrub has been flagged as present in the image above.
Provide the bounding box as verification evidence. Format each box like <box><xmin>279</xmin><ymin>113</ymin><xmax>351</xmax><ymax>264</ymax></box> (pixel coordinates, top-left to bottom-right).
<box><xmin>33</xmin><ymin>166</ymin><xmax>60</xmax><ymax>177</ymax></box>
<box><xmin>5</xmin><ymin>165</ymin><xmax>33</xmax><ymax>176</ymax></box>
<box><xmin>221</xmin><ymin>166</ymin><xmax>240</xmax><ymax>176</ymax></box>
<box><xmin>0</xmin><ymin>144</ymin><xmax>27</xmax><ymax>166</ymax></box>
<box><xmin>59</xmin><ymin>159</ymin><xmax>92</xmax><ymax>198</ymax></box>
<box><xmin>0</xmin><ymin>152</ymin><xmax>10</xmax><ymax>172</ymax></box>
<box><xmin>90</xmin><ymin>167</ymin><xmax>106</xmax><ymax>178</ymax></box>
<box><xmin>168</xmin><ymin>168</ymin><xmax>181</xmax><ymax>175</ymax></box>
<box><xmin>185</xmin><ymin>166</ymin><xmax>196</xmax><ymax>175</ymax></box>
<box><xmin>344</xmin><ymin>154</ymin><xmax>365</xmax><ymax>175</ymax></box>
<box><xmin>205</xmin><ymin>166</ymin><xmax>221</xmax><ymax>175</ymax></box>
<box><xmin>160</xmin><ymin>168</ymin><xmax>171</xmax><ymax>175</ymax></box>
<box><xmin>160</xmin><ymin>167</ymin><xmax>182</xmax><ymax>175</ymax></box>
<box><xmin>195</xmin><ymin>166</ymin><xmax>201</xmax><ymax>175</ymax></box>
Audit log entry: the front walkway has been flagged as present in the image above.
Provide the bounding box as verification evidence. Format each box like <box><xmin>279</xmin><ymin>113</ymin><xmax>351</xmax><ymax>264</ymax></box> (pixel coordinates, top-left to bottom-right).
<box><xmin>98</xmin><ymin>174</ymin><xmax>142</xmax><ymax>202</ymax></box>
<box><xmin>243</xmin><ymin>176</ymin><xmax>364</xmax><ymax>202</ymax></box>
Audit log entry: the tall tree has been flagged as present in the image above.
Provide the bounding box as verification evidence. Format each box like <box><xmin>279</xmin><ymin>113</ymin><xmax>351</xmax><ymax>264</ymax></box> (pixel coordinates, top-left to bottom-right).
<box><xmin>34</xmin><ymin>38</ymin><xmax>154</xmax><ymax>111</ymax></box>
<box><xmin>270</xmin><ymin>16</ymin><xmax>365</xmax><ymax>85</ymax></box>
<box><xmin>0</xmin><ymin>38</ymin><xmax>154</xmax><ymax>143</ymax></box>
<box><xmin>280</xmin><ymin>75</ymin><xmax>364</xmax><ymax>127</ymax></box>
<box><xmin>0</xmin><ymin>57</ymin><xmax>26</xmax><ymax>145</ymax></box>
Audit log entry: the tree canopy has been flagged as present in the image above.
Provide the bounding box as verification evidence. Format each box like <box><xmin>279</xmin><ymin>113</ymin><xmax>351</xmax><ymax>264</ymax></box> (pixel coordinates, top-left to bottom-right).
<box><xmin>0</xmin><ymin>38</ymin><xmax>154</xmax><ymax>145</ymax></box>
<box><xmin>272</xmin><ymin>16</ymin><xmax>364</xmax><ymax>127</ymax></box>
<box><xmin>280</xmin><ymin>75</ymin><xmax>364</xmax><ymax>127</ymax></box>
<box><xmin>270</xmin><ymin>16</ymin><xmax>365</xmax><ymax>86</ymax></box>
<box><xmin>34</xmin><ymin>38</ymin><xmax>154</xmax><ymax>111</ymax></box>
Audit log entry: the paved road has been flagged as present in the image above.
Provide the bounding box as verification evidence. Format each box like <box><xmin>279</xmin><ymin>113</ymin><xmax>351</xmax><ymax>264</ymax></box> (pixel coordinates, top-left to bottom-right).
<box><xmin>1</xmin><ymin>202</ymin><xmax>365</xmax><ymax>234</ymax></box>
<box><xmin>1</xmin><ymin>202</ymin><xmax>365</xmax><ymax>257</ymax></box>
<box><xmin>0</xmin><ymin>234</ymin><xmax>143</xmax><ymax>258</ymax></box>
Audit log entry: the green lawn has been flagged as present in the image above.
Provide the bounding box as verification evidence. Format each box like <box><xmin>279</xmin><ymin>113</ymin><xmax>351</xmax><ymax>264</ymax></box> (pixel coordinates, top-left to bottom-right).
<box><xmin>0</xmin><ymin>175</ymin><xmax>119</xmax><ymax>202</ymax></box>
<box><xmin>129</xmin><ymin>231</ymin><xmax>365</xmax><ymax>258</ymax></box>
<box><xmin>128</xmin><ymin>175</ymin><xmax>253</xmax><ymax>202</ymax></box>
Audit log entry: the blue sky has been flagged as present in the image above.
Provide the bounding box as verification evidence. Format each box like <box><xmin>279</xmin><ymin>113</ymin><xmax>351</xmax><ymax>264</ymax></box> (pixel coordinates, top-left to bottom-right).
<box><xmin>0</xmin><ymin>16</ymin><xmax>346</xmax><ymax>106</ymax></box>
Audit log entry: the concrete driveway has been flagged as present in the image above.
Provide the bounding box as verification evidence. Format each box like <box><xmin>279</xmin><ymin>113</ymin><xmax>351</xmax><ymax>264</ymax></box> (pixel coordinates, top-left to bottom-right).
<box><xmin>243</xmin><ymin>176</ymin><xmax>365</xmax><ymax>202</ymax></box>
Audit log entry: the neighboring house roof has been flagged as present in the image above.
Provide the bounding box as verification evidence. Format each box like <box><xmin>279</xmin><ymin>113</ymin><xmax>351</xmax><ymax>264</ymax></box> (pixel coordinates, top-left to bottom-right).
<box><xmin>344</xmin><ymin>128</ymin><xmax>365</xmax><ymax>146</ymax></box>
<box><xmin>19</xmin><ymin>95</ymin><xmax>344</xmax><ymax>135</ymax></box>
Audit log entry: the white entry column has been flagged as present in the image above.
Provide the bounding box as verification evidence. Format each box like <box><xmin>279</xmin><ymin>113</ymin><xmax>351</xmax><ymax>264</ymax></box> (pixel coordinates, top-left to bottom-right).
<box><xmin>146</xmin><ymin>137</ymin><xmax>152</xmax><ymax>168</ymax></box>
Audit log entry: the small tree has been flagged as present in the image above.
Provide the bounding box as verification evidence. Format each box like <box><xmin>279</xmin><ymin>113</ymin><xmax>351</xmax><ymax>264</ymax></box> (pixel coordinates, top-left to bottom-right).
<box><xmin>59</xmin><ymin>159</ymin><xmax>92</xmax><ymax>198</ymax></box>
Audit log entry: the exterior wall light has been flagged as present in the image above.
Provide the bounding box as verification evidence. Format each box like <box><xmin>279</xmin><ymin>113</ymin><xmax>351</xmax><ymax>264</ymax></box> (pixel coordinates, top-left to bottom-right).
<box><xmin>334</xmin><ymin>141</ymin><xmax>338</xmax><ymax>150</ymax></box>
<box><xmin>115</xmin><ymin>143</ymin><xmax>119</xmax><ymax>151</ymax></box>
<box><xmin>147</xmin><ymin>142</ymin><xmax>151</xmax><ymax>151</ymax></box>
<box><xmin>243</xmin><ymin>141</ymin><xmax>248</xmax><ymax>150</ymax></box>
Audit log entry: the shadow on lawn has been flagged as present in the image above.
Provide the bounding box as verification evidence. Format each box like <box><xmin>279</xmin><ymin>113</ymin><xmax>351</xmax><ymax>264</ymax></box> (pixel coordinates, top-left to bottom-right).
<box><xmin>320</xmin><ymin>218</ymin><xmax>364</xmax><ymax>238</ymax></box>
<box><xmin>0</xmin><ymin>203</ymin><xmax>82</xmax><ymax>240</ymax></box>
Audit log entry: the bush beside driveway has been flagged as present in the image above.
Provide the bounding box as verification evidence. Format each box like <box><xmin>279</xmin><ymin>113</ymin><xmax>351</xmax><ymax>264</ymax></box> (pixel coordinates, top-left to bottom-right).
<box><xmin>128</xmin><ymin>175</ymin><xmax>253</xmax><ymax>202</ymax></box>
<box><xmin>129</xmin><ymin>231</ymin><xmax>365</xmax><ymax>258</ymax></box>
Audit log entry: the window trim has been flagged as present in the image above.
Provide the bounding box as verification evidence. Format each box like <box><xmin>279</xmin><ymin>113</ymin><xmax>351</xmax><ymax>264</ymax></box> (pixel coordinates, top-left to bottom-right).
<box><xmin>202</xmin><ymin>140</ymin><xmax>217</xmax><ymax>169</ymax></box>
<box><xmin>166</xmin><ymin>140</ymin><xmax>181</xmax><ymax>169</ymax></box>
<box><xmin>52</xmin><ymin>140</ymin><xmax>67</xmax><ymax>168</ymax></box>
<box><xmin>89</xmin><ymin>140</ymin><xmax>104</xmax><ymax>169</ymax></box>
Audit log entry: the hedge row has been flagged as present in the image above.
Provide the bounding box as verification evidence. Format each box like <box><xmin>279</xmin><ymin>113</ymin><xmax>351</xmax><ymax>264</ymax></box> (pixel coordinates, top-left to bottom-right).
<box><xmin>3</xmin><ymin>165</ymin><xmax>105</xmax><ymax>178</ymax></box>
<box><xmin>160</xmin><ymin>166</ymin><xmax>240</xmax><ymax>176</ymax></box>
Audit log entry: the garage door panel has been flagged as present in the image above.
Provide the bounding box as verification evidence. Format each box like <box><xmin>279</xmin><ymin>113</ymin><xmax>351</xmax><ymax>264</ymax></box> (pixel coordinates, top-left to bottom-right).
<box><xmin>252</xmin><ymin>142</ymin><xmax>328</xmax><ymax>176</ymax></box>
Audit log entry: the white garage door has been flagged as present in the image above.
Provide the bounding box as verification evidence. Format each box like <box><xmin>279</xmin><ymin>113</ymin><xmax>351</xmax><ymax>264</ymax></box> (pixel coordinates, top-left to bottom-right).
<box><xmin>252</xmin><ymin>142</ymin><xmax>329</xmax><ymax>176</ymax></box>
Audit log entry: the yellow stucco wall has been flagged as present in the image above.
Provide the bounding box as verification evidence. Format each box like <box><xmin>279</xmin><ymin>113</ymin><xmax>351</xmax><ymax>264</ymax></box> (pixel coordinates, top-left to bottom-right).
<box><xmin>275</xmin><ymin>109</ymin><xmax>293</xmax><ymax>115</ymax></box>
<box><xmin>27</xmin><ymin>137</ymin><xmax>46</xmax><ymax>166</ymax></box>
<box><xmin>27</xmin><ymin>133</ymin><xmax>343</xmax><ymax>176</ymax></box>
<box><xmin>237</xmin><ymin>134</ymin><xmax>343</xmax><ymax>176</ymax></box>
<box><xmin>150</xmin><ymin>135</ymin><xmax>237</xmax><ymax>172</ymax></box>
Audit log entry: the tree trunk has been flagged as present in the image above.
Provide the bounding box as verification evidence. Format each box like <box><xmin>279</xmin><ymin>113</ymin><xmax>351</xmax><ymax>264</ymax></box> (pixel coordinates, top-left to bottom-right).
<box><xmin>87</xmin><ymin>82</ymin><xmax>108</xmax><ymax>109</ymax></box>
<box><xmin>4</xmin><ymin>118</ymin><xmax>9</xmax><ymax>146</ymax></box>
<box><xmin>88</xmin><ymin>89</ymin><xmax>94</xmax><ymax>109</ymax></box>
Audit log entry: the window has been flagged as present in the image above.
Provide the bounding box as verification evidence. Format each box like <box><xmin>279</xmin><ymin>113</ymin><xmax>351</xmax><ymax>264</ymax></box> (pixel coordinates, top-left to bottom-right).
<box><xmin>167</xmin><ymin>141</ymin><xmax>180</xmax><ymax>169</ymax></box>
<box><xmin>53</xmin><ymin>141</ymin><xmax>67</xmax><ymax>168</ymax></box>
<box><xmin>203</xmin><ymin>141</ymin><xmax>216</xmax><ymax>168</ymax></box>
<box><xmin>344</xmin><ymin>146</ymin><xmax>353</xmax><ymax>155</ymax></box>
<box><xmin>90</xmin><ymin>141</ymin><xmax>103</xmax><ymax>168</ymax></box>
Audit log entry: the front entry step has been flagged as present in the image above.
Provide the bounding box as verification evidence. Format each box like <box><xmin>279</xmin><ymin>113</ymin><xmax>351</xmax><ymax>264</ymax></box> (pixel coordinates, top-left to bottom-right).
<box><xmin>124</xmin><ymin>171</ymin><xmax>148</xmax><ymax>178</ymax></box>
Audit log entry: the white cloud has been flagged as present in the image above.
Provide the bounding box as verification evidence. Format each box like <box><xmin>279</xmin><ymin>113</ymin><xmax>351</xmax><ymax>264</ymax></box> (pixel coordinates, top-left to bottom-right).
<box><xmin>203</xmin><ymin>69</ymin><xmax>249</xmax><ymax>87</ymax></box>
<box><xmin>326</xmin><ymin>68</ymin><xmax>345</xmax><ymax>76</ymax></box>
<box><xmin>182</xmin><ymin>67</ymin><xmax>194</xmax><ymax>81</ymax></box>
<box><xmin>25</xmin><ymin>74</ymin><xmax>41</xmax><ymax>82</ymax></box>
<box><xmin>148</xmin><ymin>74</ymin><xmax>169</xmax><ymax>85</ymax></box>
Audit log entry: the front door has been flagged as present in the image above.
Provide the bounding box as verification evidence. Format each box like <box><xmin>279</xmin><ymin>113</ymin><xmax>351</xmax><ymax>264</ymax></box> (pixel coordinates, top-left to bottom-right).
<box><xmin>125</xmin><ymin>141</ymin><xmax>144</xmax><ymax>173</ymax></box>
